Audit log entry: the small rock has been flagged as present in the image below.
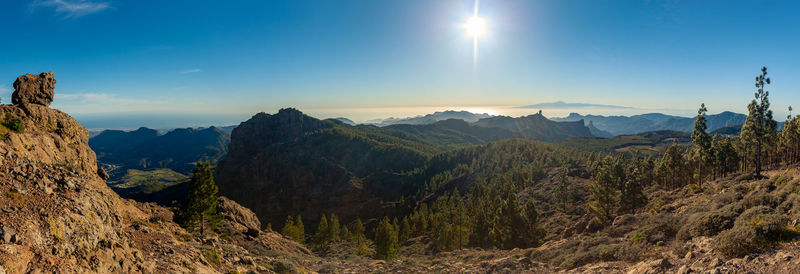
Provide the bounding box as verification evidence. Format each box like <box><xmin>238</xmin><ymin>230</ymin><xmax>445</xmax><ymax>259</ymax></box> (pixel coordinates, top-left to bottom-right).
<box><xmin>709</xmin><ymin>258</ymin><xmax>722</xmax><ymax>267</ymax></box>
<box><xmin>776</xmin><ymin>251</ymin><xmax>793</xmax><ymax>261</ymax></box>
<box><xmin>97</xmin><ymin>168</ymin><xmax>109</xmax><ymax>181</ymax></box>
<box><xmin>2</xmin><ymin>226</ymin><xmax>16</xmax><ymax>243</ymax></box>
<box><xmin>677</xmin><ymin>265</ymin><xmax>692</xmax><ymax>274</ymax></box>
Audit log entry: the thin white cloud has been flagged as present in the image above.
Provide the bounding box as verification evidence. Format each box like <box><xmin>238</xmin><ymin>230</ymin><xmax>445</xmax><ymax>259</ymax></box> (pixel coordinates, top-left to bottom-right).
<box><xmin>58</xmin><ymin>93</ymin><xmax>162</xmax><ymax>105</ymax></box>
<box><xmin>32</xmin><ymin>0</ymin><xmax>110</xmax><ymax>18</ymax></box>
<box><xmin>180</xmin><ymin>69</ymin><xmax>202</xmax><ymax>74</ymax></box>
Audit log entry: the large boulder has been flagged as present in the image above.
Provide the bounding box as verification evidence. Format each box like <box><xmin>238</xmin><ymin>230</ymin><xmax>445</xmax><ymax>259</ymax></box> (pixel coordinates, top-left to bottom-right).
<box><xmin>12</xmin><ymin>72</ymin><xmax>56</xmax><ymax>107</ymax></box>
<box><xmin>217</xmin><ymin>196</ymin><xmax>262</xmax><ymax>234</ymax></box>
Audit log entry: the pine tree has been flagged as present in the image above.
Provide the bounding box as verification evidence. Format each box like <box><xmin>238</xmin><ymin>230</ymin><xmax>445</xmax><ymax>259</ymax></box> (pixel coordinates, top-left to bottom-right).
<box><xmin>374</xmin><ymin>217</ymin><xmax>399</xmax><ymax>260</ymax></box>
<box><xmin>281</xmin><ymin>215</ymin><xmax>305</xmax><ymax>244</ymax></box>
<box><xmin>552</xmin><ymin>166</ymin><xmax>571</xmax><ymax>211</ymax></box>
<box><xmin>618</xmin><ymin>166</ymin><xmax>647</xmax><ymax>214</ymax></box>
<box><xmin>656</xmin><ymin>143</ymin><xmax>689</xmax><ymax>189</ymax></box>
<box><xmin>295</xmin><ymin>215</ymin><xmax>305</xmax><ymax>244</ymax></box>
<box><xmin>352</xmin><ymin>218</ymin><xmax>365</xmax><ymax>242</ymax></box>
<box><xmin>522</xmin><ymin>199</ymin><xmax>544</xmax><ymax>247</ymax></box>
<box><xmin>691</xmin><ymin>103</ymin><xmax>712</xmax><ymax>185</ymax></box>
<box><xmin>399</xmin><ymin>217</ymin><xmax>411</xmax><ymax>243</ymax></box>
<box><xmin>780</xmin><ymin>107</ymin><xmax>800</xmax><ymax>164</ymax></box>
<box><xmin>313</xmin><ymin>214</ymin><xmax>329</xmax><ymax>247</ymax></box>
<box><xmin>179</xmin><ymin>161</ymin><xmax>219</xmax><ymax>235</ymax></box>
<box><xmin>587</xmin><ymin>156</ymin><xmax>620</xmax><ymax>224</ymax></box>
<box><xmin>328</xmin><ymin>214</ymin><xmax>341</xmax><ymax>242</ymax></box>
<box><xmin>340</xmin><ymin>225</ymin><xmax>351</xmax><ymax>240</ymax></box>
<box><xmin>281</xmin><ymin>215</ymin><xmax>296</xmax><ymax>240</ymax></box>
<box><xmin>741</xmin><ymin>66</ymin><xmax>777</xmax><ymax>177</ymax></box>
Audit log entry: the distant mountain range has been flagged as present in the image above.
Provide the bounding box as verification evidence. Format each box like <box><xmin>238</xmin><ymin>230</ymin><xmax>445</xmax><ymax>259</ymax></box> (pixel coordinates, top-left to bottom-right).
<box><xmin>365</xmin><ymin>110</ymin><xmax>493</xmax><ymax>126</ymax></box>
<box><xmin>518</xmin><ymin>101</ymin><xmax>633</xmax><ymax>109</ymax></box>
<box><xmin>551</xmin><ymin>111</ymin><xmax>748</xmax><ymax>136</ymax></box>
<box><xmin>90</xmin><ymin>126</ymin><xmax>231</xmax><ymax>179</ymax></box>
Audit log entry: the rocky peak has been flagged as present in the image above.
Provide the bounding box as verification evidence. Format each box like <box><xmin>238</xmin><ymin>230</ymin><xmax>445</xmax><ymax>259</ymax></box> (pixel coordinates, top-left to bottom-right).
<box><xmin>12</xmin><ymin>72</ymin><xmax>56</xmax><ymax>108</ymax></box>
<box><xmin>1</xmin><ymin>72</ymin><xmax>98</xmax><ymax>177</ymax></box>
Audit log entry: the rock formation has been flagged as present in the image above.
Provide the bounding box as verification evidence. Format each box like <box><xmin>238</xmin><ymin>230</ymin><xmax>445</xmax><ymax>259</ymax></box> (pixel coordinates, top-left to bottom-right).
<box><xmin>12</xmin><ymin>72</ymin><xmax>56</xmax><ymax>107</ymax></box>
<box><xmin>216</xmin><ymin>108</ymin><xmax>385</xmax><ymax>229</ymax></box>
<box><xmin>0</xmin><ymin>73</ymin><xmax>315</xmax><ymax>273</ymax></box>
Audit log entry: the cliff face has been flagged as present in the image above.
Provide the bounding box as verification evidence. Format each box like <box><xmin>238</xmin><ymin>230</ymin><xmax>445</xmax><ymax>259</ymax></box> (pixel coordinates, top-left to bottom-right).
<box><xmin>473</xmin><ymin>113</ymin><xmax>594</xmax><ymax>141</ymax></box>
<box><xmin>0</xmin><ymin>73</ymin><xmax>313</xmax><ymax>273</ymax></box>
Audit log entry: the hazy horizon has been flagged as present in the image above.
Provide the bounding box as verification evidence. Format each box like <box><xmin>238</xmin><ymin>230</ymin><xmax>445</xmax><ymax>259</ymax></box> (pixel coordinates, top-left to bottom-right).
<box><xmin>76</xmin><ymin>103</ymin><xmax>762</xmax><ymax>131</ymax></box>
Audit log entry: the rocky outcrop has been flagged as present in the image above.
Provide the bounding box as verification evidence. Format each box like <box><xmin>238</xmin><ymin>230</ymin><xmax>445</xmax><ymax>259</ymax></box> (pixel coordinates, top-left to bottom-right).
<box><xmin>0</xmin><ymin>73</ymin><xmax>317</xmax><ymax>273</ymax></box>
<box><xmin>217</xmin><ymin>196</ymin><xmax>262</xmax><ymax>235</ymax></box>
<box><xmin>12</xmin><ymin>72</ymin><xmax>55</xmax><ymax>107</ymax></box>
<box><xmin>0</xmin><ymin>103</ymin><xmax>98</xmax><ymax>176</ymax></box>
<box><xmin>216</xmin><ymin>108</ymin><xmax>395</xmax><ymax>229</ymax></box>
<box><xmin>0</xmin><ymin>72</ymin><xmax>97</xmax><ymax>177</ymax></box>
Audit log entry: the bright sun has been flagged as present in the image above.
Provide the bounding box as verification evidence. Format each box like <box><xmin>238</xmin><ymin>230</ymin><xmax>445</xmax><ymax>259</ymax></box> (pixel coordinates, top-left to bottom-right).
<box><xmin>464</xmin><ymin>16</ymin><xmax>487</xmax><ymax>38</ymax></box>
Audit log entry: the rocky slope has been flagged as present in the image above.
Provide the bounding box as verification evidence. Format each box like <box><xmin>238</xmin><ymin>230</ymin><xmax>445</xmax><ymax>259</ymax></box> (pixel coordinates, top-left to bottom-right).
<box><xmin>0</xmin><ymin>73</ymin><xmax>315</xmax><ymax>273</ymax></box>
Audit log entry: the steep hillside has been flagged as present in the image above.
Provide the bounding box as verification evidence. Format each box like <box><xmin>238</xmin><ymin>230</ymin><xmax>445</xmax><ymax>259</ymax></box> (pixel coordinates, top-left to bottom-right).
<box><xmin>474</xmin><ymin>113</ymin><xmax>594</xmax><ymax>141</ymax></box>
<box><xmin>559</xmin><ymin>130</ymin><xmax>691</xmax><ymax>154</ymax></box>
<box><xmin>216</xmin><ymin>108</ymin><xmax>434</xmax><ymax>229</ymax></box>
<box><xmin>387</xmin><ymin>119</ymin><xmax>519</xmax><ymax>149</ymax></box>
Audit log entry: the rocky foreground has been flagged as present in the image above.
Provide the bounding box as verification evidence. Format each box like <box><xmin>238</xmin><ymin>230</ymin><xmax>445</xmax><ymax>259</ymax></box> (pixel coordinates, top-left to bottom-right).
<box><xmin>0</xmin><ymin>73</ymin><xmax>317</xmax><ymax>273</ymax></box>
<box><xmin>2</xmin><ymin>72</ymin><xmax>800</xmax><ymax>273</ymax></box>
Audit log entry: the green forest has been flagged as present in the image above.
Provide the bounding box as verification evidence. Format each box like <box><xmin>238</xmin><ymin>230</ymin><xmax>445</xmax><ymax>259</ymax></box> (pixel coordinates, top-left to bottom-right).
<box><xmin>254</xmin><ymin>67</ymin><xmax>800</xmax><ymax>265</ymax></box>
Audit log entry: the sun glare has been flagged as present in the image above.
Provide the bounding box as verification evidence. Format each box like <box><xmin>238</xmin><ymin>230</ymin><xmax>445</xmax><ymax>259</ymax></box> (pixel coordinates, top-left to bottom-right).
<box><xmin>465</xmin><ymin>16</ymin><xmax>487</xmax><ymax>38</ymax></box>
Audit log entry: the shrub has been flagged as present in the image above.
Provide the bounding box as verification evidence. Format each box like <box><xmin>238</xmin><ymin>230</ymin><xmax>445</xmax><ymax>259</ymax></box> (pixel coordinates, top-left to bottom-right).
<box><xmin>714</xmin><ymin>212</ymin><xmax>790</xmax><ymax>257</ymax></box>
<box><xmin>2</xmin><ymin>113</ymin><xmax>24</xmax><ymax>133</ymax></box>
<box><xmin>713</xmin><ymin>191</ymin><xmax>741</xmax><ymax>207</ymax></box>
<box><xmin>629</xmin><ymin>231</ymin><xmax>646</xmax><ymax>244</ymax></box>
<box><xmin>639</xmin><ymin>213</ymin><xmax>679</xmax><ymax>244</ymax></box>
<box><xmin>203</xmin><ymin>249</ymin><xmax>222</xmax><ymax>266</ymax></box>
<box><xmin>47</xmin><ymin>216</ymin><xmax>64</xmax><ymax>240</ymax></box>
<box><xmin>734</xmin><ymin>206</ymin><xmax>774</xmax><ymax>227</ymax></box>
<box><xmin>741</xmin><ymin>190</ymin><xmax>778</xmax><ymax>209</ymax></box>
<box><xmin>713</xmin><ymin>225</ymin><xmax>762</xmax><ymax>257</ymax></box>
<box><xmin>269</xmin><ymin>258</ymin><xmax>298</xmax><ymax>273</ymax></box>
<box><xmin>777</xmin><ymin>193</ymin><xmax>800</xmax><ymax>215</ymax></box>
<box><xmin>686</xmin><ymin>203</ymin><xmax>743</xmax><ymax>238</ymax></box>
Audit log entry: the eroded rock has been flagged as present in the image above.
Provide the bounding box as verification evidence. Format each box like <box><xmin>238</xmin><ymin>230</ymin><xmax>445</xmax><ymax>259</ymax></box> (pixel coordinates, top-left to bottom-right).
<box><xmin>12</xmin><ymin>72</ymin><xmax>55</xmax><ymax>107</ymax></box>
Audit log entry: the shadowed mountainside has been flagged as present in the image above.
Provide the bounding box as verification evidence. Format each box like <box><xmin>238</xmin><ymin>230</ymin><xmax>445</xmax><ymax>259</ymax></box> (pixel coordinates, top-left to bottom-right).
<box><xmin>553</xmin><ymin>111</ymin><xmax>747</xmax><ymax>136</ymax></box>
<box><xmin>216</xmin><ymin>108</ymin><xmax>594</xmax><ymax>229</ymax></box>
<box><xmin>90</xmin><ymin>126</ymin><xmax>230</xmax><ymax>178</ymax></box>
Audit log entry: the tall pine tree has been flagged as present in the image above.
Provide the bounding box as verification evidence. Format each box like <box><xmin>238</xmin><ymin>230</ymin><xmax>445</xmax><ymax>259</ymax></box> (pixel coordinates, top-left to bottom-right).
<box><xmin>691</xmin><ymin>103</ymin><xmax>712</xmax><ymax>185</ymax></box>
<box><xmin>741</xmin><ymin>66</ymin><xmax>777</xmax><ymax>177</ymax></box>
<box><xmin>374</xmin><ymin>217</ymin><xmax>399</xmax><ymax>260</ymax></box>
<box><xmin>179</xmin><ymin>161</ymin><xmax>219</xmax><ymax>235</ymax></box>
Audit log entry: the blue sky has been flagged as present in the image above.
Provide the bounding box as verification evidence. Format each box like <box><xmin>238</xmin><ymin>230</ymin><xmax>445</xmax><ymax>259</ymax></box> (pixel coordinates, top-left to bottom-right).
<box><xmin>1</xmin><ymin>0</ymin><xmax>799</xmax><ymax>128</ymax></box>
